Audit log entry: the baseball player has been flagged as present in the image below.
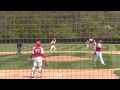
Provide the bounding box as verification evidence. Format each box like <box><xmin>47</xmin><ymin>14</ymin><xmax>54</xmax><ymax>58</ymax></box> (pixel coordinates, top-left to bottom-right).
<box><xmin>93</xmin><ymin>40</ymin><xmax>97</xmax><ymax>50</ymax></box>
<box><xmin>29</xmin><ymin>40</ymin><xmax>48</xmax><ymax>78</ymax></box>
<box><xmin>86</xmin><ymin>40</ymin><xmax>89</xmax><ymax>48</ymax></box>
<box><xmin>93</xmin><ymin>40</ymin><xmax>106</xmax><ymax>66</ymax></box>
<box><xmin>50</xmin><ymin>38</ymin><xmax>56</xmax><ymax>53</ymax></box>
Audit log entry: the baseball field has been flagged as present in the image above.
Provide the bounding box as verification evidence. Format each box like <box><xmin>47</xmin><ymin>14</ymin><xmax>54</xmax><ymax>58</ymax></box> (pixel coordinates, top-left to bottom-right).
<box><xmin>0</xmin><ymin>43</ymin><xmax>120</xmax><ymax>79</ymax></box>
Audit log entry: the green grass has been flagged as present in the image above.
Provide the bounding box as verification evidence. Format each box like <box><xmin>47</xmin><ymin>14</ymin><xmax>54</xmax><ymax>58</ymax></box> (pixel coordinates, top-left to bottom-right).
<box><xmin>0</xmin><ymin>52</ymin><xmax>120</xmax><ymax>70</ymax></box>
<box><xmin>0</xmin><ymin>44</ymin><xmax>119</xmax><ymax>70</ymax></box>
<box><xmin>114</xmin><ymin>70</ymin><xmax>120</xmax><ymax>79</ymax></box>
<box><xmin>0</xmin><ymin>44</ymin><xmax>119</xmax><ymax>52</ymax></box>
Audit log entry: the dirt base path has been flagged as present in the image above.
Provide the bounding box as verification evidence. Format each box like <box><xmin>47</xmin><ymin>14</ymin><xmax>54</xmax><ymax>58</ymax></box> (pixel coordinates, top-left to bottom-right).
<box><xmin>0</xmin><ymin>51</ymin><xmax>120</xmax><ymax>55</ymax></box>
<box><xmin>0</xmin><ymin>69</ymin><xmax>119</xmax><ymax>79</ymax></box>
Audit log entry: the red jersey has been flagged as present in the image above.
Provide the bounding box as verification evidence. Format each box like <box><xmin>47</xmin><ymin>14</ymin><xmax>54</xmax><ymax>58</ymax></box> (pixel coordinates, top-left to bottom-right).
<box><xmin>50</xmin><ymin>40</ymin><xmax>56</xmax><ymax>46</ymax></box>
<box><xmin>96</xmin><ymin>43</ymin><xmax>102</xmax><ymax>52</ymax></box>
<box><xmin>51</xmin><ymin>42</ymin><xmax>55</xmax><ymax>45</ymax></box>
<box><xmin>32</xmin><ymin>46</ymin><xmax>44</xmax><ymax>57</ymax></box>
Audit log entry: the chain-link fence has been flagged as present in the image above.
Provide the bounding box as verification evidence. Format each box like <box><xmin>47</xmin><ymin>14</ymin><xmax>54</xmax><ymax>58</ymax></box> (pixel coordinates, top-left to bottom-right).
<box><xmin>0</xmin><ymin>11</ymin><xmax>120</xmax><ymax>79</ymax></box>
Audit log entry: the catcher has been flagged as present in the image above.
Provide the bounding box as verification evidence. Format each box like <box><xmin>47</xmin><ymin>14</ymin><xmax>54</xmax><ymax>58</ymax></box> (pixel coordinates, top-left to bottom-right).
<box><xmin>28</xmin><ymin>40</ymin><xmax>48</xmax><ymax>78</ymax></box>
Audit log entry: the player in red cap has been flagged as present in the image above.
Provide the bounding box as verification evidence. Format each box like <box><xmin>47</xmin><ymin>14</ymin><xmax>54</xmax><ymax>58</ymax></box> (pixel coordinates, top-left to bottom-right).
<box><xmin>29</xmin><ymin>40</ymin><xmax>48</xmax><ymax>78</ymax></box>
<box><xmin>93</xmin><ymin>39</ymin><xmax>106</xmax><ymax>66</ymax></box>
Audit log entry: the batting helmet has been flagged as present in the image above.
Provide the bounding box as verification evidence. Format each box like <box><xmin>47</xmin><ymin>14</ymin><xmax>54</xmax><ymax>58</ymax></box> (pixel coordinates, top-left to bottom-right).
<box><xmin>36</xmin><ymin>40</ymin><xmax>41</xmax><ymax>46</ymax></box>
<box><xmin>98</xmin><ymin>40</ymin><xmax>102</xmax><ymax>43</ymax></box>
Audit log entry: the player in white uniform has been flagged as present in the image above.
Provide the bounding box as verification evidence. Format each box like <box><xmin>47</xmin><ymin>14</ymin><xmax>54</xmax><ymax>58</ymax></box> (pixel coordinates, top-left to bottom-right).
<box><xmin>93</xmin><ymin>40</ymin><xmax>106</xmax><ymax>66</ymax></box>
<box><xmin>93</xmin><ymin>40</ymin><xmax>96</xmax><ymax>50</ymax></box>
<box><xmin>86</xmin><ymin>40</ymin><xmax>89</xmax><ymax>48</ymax></box>
<box><xmin>50</xmin><ymin>38</ymin><xmax>56</xmax><ymax>53</ymax></box>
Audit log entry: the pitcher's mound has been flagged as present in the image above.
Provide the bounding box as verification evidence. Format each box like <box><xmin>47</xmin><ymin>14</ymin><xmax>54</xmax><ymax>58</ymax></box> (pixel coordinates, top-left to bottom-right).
<box><xmin>44</xmin><ymin>56</ymin><xmax>92</xmax><ymax>62</ymax></box>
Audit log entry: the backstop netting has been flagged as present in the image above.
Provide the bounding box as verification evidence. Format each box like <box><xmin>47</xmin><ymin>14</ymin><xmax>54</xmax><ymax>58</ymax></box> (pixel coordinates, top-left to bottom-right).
<box><xmin>0</xmin><ymin>11</ymin><xmax>120</xmax><ymax>79</ymax></box>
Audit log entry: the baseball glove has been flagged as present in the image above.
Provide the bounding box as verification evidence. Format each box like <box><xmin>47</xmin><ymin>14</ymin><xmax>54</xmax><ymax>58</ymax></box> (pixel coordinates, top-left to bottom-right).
<box><xmin>45</xmin><ymin>61</ymin><xmax>49</xmax><ymax>67</ymax></box>
<box><xmin>94</xmin><ymin>52</ymin><xmax>96</xmax><ymax>55</ymax></box>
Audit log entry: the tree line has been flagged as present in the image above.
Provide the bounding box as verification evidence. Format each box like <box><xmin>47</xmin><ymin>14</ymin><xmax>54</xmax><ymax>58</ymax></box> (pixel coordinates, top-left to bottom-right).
<box><xmin>0</xmin><ymin>11</ymin><xmax>120</xmax><ymax>39</ymax></box>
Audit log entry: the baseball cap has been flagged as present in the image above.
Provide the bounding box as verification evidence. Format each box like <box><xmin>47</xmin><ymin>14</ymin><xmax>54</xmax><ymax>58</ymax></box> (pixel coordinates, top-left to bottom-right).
<box><xmin>98</xmin><ymin>40</ymin><xmax>102</xmax><ymax>43</ymax></box>
<box><xmin>36</xmin><ymin>40</ymin><xmax>41</xmax><ymax>45</ymax></box>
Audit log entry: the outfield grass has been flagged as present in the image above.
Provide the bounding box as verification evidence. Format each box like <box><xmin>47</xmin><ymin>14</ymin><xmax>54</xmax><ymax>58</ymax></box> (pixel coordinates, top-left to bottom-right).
<box><xmin>0</xmin><ymin>44</ymin><xmax>120</xmax><ymax>52</ymax></box>
<box><xmin>0</xmin><ymin>44</ymin><xmax>119</xmax><ymax>70</ymax></box>
<box><xmin>0</xmin><ymin>52</ymin><xmax>120</xmax><ymax>70</ymax></box>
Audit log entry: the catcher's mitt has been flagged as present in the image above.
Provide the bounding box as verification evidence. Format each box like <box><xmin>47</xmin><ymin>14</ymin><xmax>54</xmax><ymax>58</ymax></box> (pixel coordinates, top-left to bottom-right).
<box><xmin>45</xmin><ymin>61</ymin><xmax>49</xmax><ymax>67</ymax></box>
<box><xmin>94</xmin><ymin>52</ymin><xmax>96</xmax><ymax>55</ymax></box>
<box><xmin>28</xmin><ymin>58</ymin><xmax>33</xmax><ymax>63</ymax></box>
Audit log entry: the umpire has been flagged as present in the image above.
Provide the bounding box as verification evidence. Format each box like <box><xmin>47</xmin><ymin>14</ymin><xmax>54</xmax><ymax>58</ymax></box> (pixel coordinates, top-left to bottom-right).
<box><xmin>17</xmin><ymin>41</ymin><xmax>22</xmax><ymax>55</ymax></box>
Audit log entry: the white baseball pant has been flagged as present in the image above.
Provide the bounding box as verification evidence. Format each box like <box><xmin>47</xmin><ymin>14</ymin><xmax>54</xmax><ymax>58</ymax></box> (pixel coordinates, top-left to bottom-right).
<box><xmin>94</xmin><ymin>51</ymin><xmax>105</xmax><ymax>65</ymax></box>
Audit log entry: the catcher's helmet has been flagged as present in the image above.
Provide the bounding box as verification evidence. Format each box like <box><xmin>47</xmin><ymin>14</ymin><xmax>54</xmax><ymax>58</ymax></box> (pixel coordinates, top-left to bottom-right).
<box><xmin>36</xmin><ymin>40</ymin><xmax>41</xmax><ymax>46</ymax></box>
<box><xmin>98</xmin><ymin>40</ymin><xmax>102</xmax><ymax>43</ymax></box>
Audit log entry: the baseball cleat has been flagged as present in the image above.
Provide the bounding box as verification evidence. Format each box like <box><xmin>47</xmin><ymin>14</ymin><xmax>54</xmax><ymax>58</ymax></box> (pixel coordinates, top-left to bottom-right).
<box><xmin>38</xmin><ymin>76</ymin><xmax>42</xmax><ymax>78</ymax></box>
<box><xmin>38</xmin><ymin>73</ymin><xmax>42</xmax><ymax>78</ymax></box>
<box><xmin>102</xmin><ymin>64</ymin><xmax>106</xmax><ymax>65</ymax></box>
<box><xmin>30</xmin><ymin>74</ymin><xmax>34</xmax><ymax>78</ymax></box>
<box><xmin>30</xmin><ymin>76</ymin><xmax>34</xmax><ymax>78</ymax></box>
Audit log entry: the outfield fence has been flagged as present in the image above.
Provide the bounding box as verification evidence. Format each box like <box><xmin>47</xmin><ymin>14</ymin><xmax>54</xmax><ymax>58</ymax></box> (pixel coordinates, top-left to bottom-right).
<box><xmin>0</xmin><ymin>38</ymin><xmax>120</xmax><ymax>44</ymax></box>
